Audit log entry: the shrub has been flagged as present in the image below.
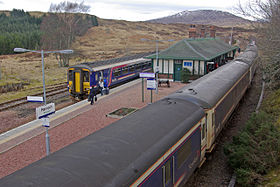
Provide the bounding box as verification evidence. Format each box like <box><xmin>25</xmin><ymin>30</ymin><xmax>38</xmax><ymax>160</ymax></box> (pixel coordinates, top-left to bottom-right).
<box><xmin>181</xmin><ymin>68</ymin><xmax>191</xmax><ymax>83</ymax></box>
<box><xmin>224</xmin><ymin>111</ymin><xmax>280</xmax><ymax>186</ymax></box>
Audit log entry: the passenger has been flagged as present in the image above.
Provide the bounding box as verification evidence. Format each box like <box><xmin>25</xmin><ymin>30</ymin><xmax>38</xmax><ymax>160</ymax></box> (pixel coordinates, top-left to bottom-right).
<box><xmin>88</xmin><ymin>85</ymin><xmax>98</xmax><ymax>105</ymax></box>
<box><xmin>103</xmin><ymin>78</ymin><xmax>109</xmax><ymax>94</ymax></box>
<box><xmin>99</xmin><ymin>79</ymin><xmax>104</xmax><ymax>96</ymax></box>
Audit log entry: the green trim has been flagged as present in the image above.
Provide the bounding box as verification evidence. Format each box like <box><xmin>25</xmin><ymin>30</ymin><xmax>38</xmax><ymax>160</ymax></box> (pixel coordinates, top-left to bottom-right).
<box><xmin>168</xmin><ymin>59</ymin><xmax>170</xmax><ymax>78</ymax></box>
<box><xmin>198</xmin><ymin>60</ymin><xmax>200</xmax><ymax>76</ymax></box>
<box><xmin>204</xmin><ymin>61</ymin><xmax>207</xmax><ymax>74</ymax></box>
<box><xmin>162</xmin><ymin>60</ymin><xmax>164</xmax><ymax>73</ymax></box>
<box><xmin>192</xmin><ymin>60</ymin><xmax>195</xmax><ymax>75</ymax></box>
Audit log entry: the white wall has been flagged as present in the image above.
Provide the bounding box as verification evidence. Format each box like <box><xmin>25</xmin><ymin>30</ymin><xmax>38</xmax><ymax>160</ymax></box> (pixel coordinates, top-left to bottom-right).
<box><xmin>200</xmin><ymin>61</ymin><xmax>205</xmax><ymax>75</ymax></box>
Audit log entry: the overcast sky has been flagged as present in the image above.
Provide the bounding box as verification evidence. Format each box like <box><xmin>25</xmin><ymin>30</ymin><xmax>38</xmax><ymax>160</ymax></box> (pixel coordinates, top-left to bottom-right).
<box><xmin>0</xmin><ymin>0</ymin><xmax>251</xmax><ymax>21</ymax></box>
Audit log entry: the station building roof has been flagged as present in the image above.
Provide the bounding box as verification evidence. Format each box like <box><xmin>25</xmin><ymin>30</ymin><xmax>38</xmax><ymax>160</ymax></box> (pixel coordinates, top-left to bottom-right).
<box><xmin>146</xmin><ymin>38</ymin><xmax>238</xmax><ymax>61</ymax></box>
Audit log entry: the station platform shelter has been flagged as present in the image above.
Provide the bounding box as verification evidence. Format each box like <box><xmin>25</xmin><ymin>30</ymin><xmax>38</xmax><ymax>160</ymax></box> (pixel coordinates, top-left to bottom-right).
<box><xmin>146</xmin><ymin>38</ymin><xmax>238</xmax><ymax>82</ymax></box>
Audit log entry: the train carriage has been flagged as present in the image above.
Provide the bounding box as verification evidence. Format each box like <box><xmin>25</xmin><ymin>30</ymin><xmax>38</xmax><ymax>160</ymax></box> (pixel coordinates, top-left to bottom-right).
<box><xmin>168</xmin><ymin>44</ymin><xmax>258</xmax><ymax>153</ymax></box>
<box><xmin>68</xmin><ymin>52</ymin><xmax>153</xmax><ymax>100</ymax></box>
<box><xmin>0</xmin><ymin>98</ymin><xmax>205</xmax><ymax>187</ymax></box>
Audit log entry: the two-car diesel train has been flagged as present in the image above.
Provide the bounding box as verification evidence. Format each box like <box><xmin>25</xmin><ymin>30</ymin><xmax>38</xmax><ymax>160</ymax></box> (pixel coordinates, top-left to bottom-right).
<box><xmin>68</xmin><ymin>52</ymin><xmax>153</xmax><ymax>100</ymax></box>
<box><xmin>0</xmin><ymin>44</ymin><xmax>258</xmax><ymax>187</ymax></box>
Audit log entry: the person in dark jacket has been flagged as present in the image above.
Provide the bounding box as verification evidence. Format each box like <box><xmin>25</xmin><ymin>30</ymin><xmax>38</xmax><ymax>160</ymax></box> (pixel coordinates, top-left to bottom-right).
<box><xmin>88</xmin><ymin>85</ymin><xmax>98</xmax><ymax>105</ymax></box>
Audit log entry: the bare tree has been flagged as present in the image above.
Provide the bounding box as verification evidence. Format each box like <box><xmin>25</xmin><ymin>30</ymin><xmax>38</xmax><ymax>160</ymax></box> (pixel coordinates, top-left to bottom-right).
<box><xmin>237</xmin><ymin>0</ymin><xmax>280</xmax><ymax>88</ymax></box>
<box><xmin>41</xmin><ymin>1</ymin><xmax>93</xmax><ymax>67</ymax></box>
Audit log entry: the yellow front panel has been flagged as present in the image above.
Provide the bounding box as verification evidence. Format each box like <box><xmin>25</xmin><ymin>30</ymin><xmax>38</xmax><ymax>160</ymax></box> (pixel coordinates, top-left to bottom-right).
<box><xmin>69</xmin><ymin>81</ymin><xmax>73</xmax><ymax>92</ymax></box>
<box><xmin>83</xmin><ymin>82</ymin><xmax>90</xmax><ymax>95</ymax></box>
<box><xmin>75</xmin><ymin>72</ymin><xmax>81</xmax><ymax>93</ymax></box>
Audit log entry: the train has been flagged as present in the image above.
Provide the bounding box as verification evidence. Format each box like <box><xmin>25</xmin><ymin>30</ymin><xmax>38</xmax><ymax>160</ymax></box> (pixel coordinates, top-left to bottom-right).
<box><xmin>68</xmin><ymin>52</ymin><xmax>153</xmax><ymax>100</ymax></box>
<box><xmin>0</xmin><ymin>44</ymin><xmax>258</xmax><ymax>186</ymax></box>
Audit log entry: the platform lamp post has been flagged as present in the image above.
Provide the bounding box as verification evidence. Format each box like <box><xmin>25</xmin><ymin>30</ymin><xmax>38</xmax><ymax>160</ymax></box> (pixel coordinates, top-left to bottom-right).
<box><xmin>141</xmin><ymin>38</ymin><xmax>174</xmax><ymax>94</ymax></box>
<box><xmin>14</xmin><ymin>48</ymin><xmax>73</xmax><ymax>156</ymax></box>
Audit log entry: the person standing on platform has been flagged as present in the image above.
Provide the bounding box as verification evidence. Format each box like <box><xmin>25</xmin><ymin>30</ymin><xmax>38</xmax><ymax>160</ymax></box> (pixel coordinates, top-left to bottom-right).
<box><xmin>88</xmin><ymin>85</ymin><xmax>98</xmax><ymax>105</ymax></box>
<box><xmin>99</xmin><ymin>79</ymin><xmax>104</xmax><ymax>96</ymax></box>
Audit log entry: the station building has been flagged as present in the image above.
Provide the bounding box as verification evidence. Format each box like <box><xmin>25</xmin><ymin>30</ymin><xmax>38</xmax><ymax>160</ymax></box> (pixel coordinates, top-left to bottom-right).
<box><xmin>146</xmin><ymin>37</ymin><xmax>238</xmax><ymax>82</ymax></box>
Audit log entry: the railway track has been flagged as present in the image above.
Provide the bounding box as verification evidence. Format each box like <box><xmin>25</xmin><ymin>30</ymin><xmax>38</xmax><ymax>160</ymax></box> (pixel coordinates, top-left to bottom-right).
<box><xmin>0</xmin><ymin>83</ymin><xmax>68</xmax><ymax>112</ymax></box>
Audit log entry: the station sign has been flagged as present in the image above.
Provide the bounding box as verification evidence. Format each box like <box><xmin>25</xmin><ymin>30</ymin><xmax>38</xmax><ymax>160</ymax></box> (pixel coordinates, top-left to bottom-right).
<box><xmin>27</xmin><ymin>96</ymin><xmax>43</xmax><ymax>103</ymax></box>
<box><xmin>147</xmin><ymin>78</ymin><xmax>156</xmax><ymax>90</ymax></box>
<box><xmin>36</xmin><ymin>103</ymin><xmax>55</xmax><ymax>119</ymax></box>
<box><xmin>140</xmin><ymin>72</ymin><xmax>155</xmax><ymax>78</ymax></box>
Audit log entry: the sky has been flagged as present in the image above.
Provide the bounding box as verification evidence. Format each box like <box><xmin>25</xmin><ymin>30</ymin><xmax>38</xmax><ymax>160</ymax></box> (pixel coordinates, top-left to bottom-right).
<box><xmin>0</xmin><ymin>0</ymin><xmax>251</xmax><ymax>21</ymax></box>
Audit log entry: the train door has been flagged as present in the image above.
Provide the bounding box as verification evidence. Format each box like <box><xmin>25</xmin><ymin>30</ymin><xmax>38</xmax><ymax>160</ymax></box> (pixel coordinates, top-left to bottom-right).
<box><xmin>174</xmin><ymin>60</ymin><xmax>182</xmax><ymax>81</ymax></box>
<box><xmin>206</xmin><ymin>110</ymin><xmax>216</xmax><ymax>153</ymax></box>
<box><xmin>74</xmin><ymin>70</ymin><xmax>82</xmax><ymax>93</ymax></box>
<box><xmin>162</xmin><ymin>157</ymin><xmax>175</xmax><ymax>187</ymax></box>
<box><xmin>82</xmin><ymin>69</ymin><xmax>90</xmax><ymax>95</ymax></box>
<box><xmin>200</xmin><ymin>117</ymin><xmax>207</xmax><ymax>165</ymax></box>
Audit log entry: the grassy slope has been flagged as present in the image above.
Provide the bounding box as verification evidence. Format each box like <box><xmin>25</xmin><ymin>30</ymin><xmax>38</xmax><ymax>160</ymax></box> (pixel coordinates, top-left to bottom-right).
<box><xmin>261</xmin><ymin>88</ymin><xmax>280</xmax><ymax>186</ymax></box>
<box><xmin>0</xmin><ymin>18</ymin><xmax>255</xmax><ymax>103</ymax></box>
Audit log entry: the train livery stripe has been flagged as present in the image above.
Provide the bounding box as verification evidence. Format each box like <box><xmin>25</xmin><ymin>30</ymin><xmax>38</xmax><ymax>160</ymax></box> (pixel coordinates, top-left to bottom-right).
<box><xmin>131</xmin><ymin>120</ymin><xmax>202</xmax><ymax>186</ymax></box>
<box><xmin>117</xmin><ymin>73</ymin><xmax>136</xmax><ymax>80</ymax></box>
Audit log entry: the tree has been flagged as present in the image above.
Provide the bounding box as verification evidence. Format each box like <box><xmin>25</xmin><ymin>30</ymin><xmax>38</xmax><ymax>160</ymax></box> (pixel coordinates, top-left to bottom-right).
<box><xmin>41</xmin><ymin>1</ymin><xmax>92</xmax><ymax>67</ymax></box>
<box><xmin>237</xmin><ymin>0</ymin><xmax>280</xmax><ymax>89</ymax></box>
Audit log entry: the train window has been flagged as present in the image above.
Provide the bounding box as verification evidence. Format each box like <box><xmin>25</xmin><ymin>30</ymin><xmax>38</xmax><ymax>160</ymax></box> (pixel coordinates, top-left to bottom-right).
<box><xmin>177</xmin><ymin>139</ymin><xmax>191</xmax><ymax>169</ymax></box>
<box><xmin>113</xmin><ymin>69</ymin><xmax>121</xmax><ymax>77</ymax></box>
<box><xmin>212</xmin><ymin>112</ymin><xmax>215</xmax><ymax>127</ymax></box>
<box><xmin>95</xmin><ymin>73</ymin><xmax>99</xmax><ymax>81</ymax></box>
<box><xmin>130</xmin><ymin>65</ymin><xmax>135</xmax><ymax>72</ymax></box>
<box><xmin>100</xmin><ymin>71</ymin><xmax>103</xmax><ymax>80</ymax></box>
<box><xmin>136</xmin><ymin>64</ymin><xmax>142</xmax><ymax>70</ymax></box>
<box><xmin>68</xmin><ymin>70</ymin><xmax>73</xmax><ymax>81</ymax></box>
<box><xmin>202</xmin><ymin>123</ymin><xmax>206</xmax><ymax>140</ymax></box>
<box><xmin>83</xmin><ymin>71</ymin><xmax>89</xmax><ymax>82</ymax></box>
<box><xmin>122</xmin><ymin>67</ymin><xmax>129</xmax><ymax>74</ymax></box>
<box><xmin>165</xmin><ymin>160</ymin><xmax>171</xmax><ymax>184</ymax></box>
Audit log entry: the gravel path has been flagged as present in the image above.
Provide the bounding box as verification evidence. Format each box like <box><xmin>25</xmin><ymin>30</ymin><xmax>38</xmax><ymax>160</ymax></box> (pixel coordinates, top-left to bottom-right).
<box><xmin>0</xmin><ymin>81</ymin><xmax>185</xmax><ymax>179</ymax></box>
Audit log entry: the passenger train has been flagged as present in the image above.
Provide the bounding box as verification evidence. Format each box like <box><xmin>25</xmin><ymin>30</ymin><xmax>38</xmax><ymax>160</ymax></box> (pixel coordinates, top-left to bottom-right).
<box><xmin>0</xmin><ymin>44</ymin><xmax>258</xmax><ymax>187</ymax></box>
<box><xmin>68</xmin><ymin>52</ymin><xmax>153</xmax><ymax>100</ymax></box>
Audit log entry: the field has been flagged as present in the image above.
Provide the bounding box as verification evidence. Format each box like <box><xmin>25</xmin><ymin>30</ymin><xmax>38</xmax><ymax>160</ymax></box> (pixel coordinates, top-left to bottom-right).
<box><xmin>0</xmin><ymin>18</ymin><xmax>255</xmax><ymax>103</ymax></box>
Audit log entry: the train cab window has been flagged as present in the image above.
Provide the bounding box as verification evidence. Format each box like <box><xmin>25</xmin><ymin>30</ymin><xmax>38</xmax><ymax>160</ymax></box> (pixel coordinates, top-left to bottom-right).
<box><xmin>162</xmin><ymin>160</ymin><xmax>171</xmax><ymax>187</ymax></box>
<box><xmin>83</xmin><ymin>71</ymin><xmax>89</xmax><ymax>82</ymax></box>
<box><xmin>68</xmin><ymin>70</ymin><xmax>73</xmax><ymax>81</ymax></box>
<box><xmin>177</xmin><ymin>139</ymin><xmax>191</xmax><ymax>169</ymax></box>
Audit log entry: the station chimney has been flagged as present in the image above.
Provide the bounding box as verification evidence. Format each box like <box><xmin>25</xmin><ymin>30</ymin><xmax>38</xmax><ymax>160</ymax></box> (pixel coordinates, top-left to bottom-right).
<box><xmin>189</xmin><ymin>25</ymin><xmax>197</xmax><ymax>38</ymax></box>
<box><xmin>200</xmin><ymin>25</ymin><xmax>206</xmax><ymax>38</ymax></box>
<box><xmin>210</xmin><ymin>26</ymin><xmax>216</xmax><ymax>38</ymax></box>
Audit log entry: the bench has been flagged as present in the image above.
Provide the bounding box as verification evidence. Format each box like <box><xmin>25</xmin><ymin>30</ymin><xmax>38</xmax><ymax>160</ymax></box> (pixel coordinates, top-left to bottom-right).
<box><xmin>158</xmin><ymin>80</ymin><xmax>170</xmax><ymax>87</ymax></box>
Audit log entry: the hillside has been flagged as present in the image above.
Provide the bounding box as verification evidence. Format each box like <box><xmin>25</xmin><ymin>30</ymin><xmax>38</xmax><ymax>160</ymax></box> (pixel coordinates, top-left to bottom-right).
<box><xmin>72</xmin><ymin>18</ymin><xmax>255</xmax><ymax>62</ymax></box>
<box><xmin>148</xmin><ymin>10</ymin><xmax>251</xmax><ymax>27</ymax></box>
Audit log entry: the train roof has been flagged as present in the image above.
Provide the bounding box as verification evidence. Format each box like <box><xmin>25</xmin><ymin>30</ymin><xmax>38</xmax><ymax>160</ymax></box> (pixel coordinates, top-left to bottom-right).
<box><xmin>168</xmin><ymin>60</ymin><xmax>250</xmax><ymax>109</ymax></box>
<box><xmin>0</xmin><ymin>98</ymin><xmax>204</xmax><ymax>187</ymax></box>
<box><xmin>234</xmin><ymin>44</ymin><xmax>258</xmax><ymax>65</ymax></box>
<box><xmin>69</xmin><ymin>52</ymin><xmax>154</xmax><ymax>71</ymax></box>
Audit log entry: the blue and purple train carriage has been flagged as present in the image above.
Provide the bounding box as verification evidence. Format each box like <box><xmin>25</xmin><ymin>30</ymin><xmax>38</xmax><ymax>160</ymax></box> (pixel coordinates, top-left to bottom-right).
<box><xmin>68</xmin><ymin>52</ymin><xmax>153</xmax><ymax>100</ymax></box>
